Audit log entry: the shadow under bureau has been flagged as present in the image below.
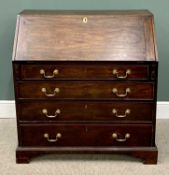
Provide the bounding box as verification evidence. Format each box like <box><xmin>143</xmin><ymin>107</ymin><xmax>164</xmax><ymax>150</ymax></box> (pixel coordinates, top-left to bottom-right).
<box><xmin>12</xmin><ymin>10</ymin><xmax>158</xmax><ymax>164</ymax></box>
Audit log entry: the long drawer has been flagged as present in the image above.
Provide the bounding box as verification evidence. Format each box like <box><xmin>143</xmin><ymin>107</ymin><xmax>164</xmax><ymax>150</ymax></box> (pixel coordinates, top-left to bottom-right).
<box><xmin>16</xmin><ymin>81</ymin><xmax>154</xmax><ymax>100</ymax></box>
<box><xmin>17</xmin><ymin>101</ymin><xmax>154</xmax><ymax>122</ymax></box>
<box><xmin>19</xmin><ymin>124</ymin><xmax>153</xmax><ymax>147</ymax></box>
<box><xmin>15</xmin><ymin>63</ymin><xmax>149</xmax><ymax>80</ymax></box>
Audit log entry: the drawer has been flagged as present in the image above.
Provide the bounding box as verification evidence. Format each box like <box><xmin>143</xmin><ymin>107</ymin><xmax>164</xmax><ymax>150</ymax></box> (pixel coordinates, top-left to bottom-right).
<box><xmin>16</xmin><ymin>81</ymin><xmax>154</xmax><ymax>100</ymax></box>
<box><xmin>19</xmin><ymin>124</ymin><xmax>153</xmax><ymax>147</ymax></box>
<box><xmin>18</xmin><ymin>63</ymin><xmax>149</xmax><ymax>80</ymax></box>
<box><xmin>17</xmin><ymin>101</ymin><xmax>154</xmax><ymax>122</ymax></box>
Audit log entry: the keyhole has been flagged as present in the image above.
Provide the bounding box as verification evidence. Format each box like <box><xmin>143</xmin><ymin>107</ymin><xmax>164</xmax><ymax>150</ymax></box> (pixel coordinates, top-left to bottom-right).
<box><xmin>82</xmin><ymin>17</ymin><xmax>88</xmax><ymax>23</ymax></box>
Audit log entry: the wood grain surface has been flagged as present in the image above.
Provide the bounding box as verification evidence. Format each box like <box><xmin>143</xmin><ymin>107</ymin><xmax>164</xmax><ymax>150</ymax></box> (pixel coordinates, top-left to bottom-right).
<box><xmin>16</xmin><ymin>81</ymin><xmax>155</xmax><ymax>100</ymax></box>
<box><xmin>13</xmin><ymin>10</ymin><xmax>158</xmax><ymax>164</ymax></box>
<box><xmin>13</xmin><ymin>10</ymin><xmax>156</xmax><ymax>61</ymax></box>
<box><xmin>19</xmin><ymin>123</ymin><xmax>153</xmax><ymax>147</ymax></box>
<box><xmin>17</xmin><ymin>101</ymin><xmax>154</xmax><ymax>122</ymax></box>
<box><xmin>18</xmin><ymin>62</ymin><xmax>149</xmax><ymax>80</ymax></box>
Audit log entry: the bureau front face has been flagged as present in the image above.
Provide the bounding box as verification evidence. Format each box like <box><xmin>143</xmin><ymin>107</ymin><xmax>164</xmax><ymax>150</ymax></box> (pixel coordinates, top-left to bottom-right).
<box><xmin>13</xmin><ymin>10</ymin><xmax>158</xmax><ymax>164</ymax></box>
<box><xmin>13</xmin><ymin>61</ymin><xmax>158</xmax><ymax>146</ymax></box>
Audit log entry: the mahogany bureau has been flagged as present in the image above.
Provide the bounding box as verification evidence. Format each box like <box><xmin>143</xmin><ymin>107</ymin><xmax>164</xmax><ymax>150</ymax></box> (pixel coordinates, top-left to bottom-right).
<box><xmin>12</xmin><ymin>10</ymin><xmax>158</xmax><ymax>164</ymax></box>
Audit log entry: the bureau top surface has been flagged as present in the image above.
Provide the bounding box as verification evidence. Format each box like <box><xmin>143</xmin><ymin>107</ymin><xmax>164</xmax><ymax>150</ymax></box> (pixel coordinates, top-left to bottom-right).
<box><xmin>13</xmin><ymin>10</ymin><xmax>158</xmax><ymax>61</ymax></box>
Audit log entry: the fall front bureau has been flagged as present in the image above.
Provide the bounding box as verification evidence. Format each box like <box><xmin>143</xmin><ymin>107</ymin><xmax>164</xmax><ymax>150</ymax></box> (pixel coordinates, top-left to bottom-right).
<box><xmin>12</xmin><ymin>10</ymin><xmax>158</xmax><ymax>164</ymax></box>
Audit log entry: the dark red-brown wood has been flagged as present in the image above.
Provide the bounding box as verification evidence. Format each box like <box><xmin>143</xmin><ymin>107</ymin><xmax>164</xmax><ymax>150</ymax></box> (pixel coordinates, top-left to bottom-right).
<box><xmin>17</xmin><ymin>101</ymin><xmax>154</xmax><ymax>122</ymax></box>
<box><xmin>16</xmin><ymin>146</ymin><xmax>158</xmax><ymax>164</ymax></box>
<box><xmin>19</xmin><ymin>63</ymin><xmax>149</xmax><ymax>80</ymax></box>
<box><xmin>13</xmin><ymin>10</ymin><xmax>158</xmax><ymax>164</ymax></box>
<box><xmin>19</xmin><ymin>124</ymin><xmax>153</xmax><ymax>147</ymax></box>
<box><xmin>13</xmin><ymin>10</ymin><xmax>157</xmax><ymax>61</ymax></box>
<box><xmin>16</xmin><ymin>81</ymin><xmax>155</xmax><ymax>100</ymax></box>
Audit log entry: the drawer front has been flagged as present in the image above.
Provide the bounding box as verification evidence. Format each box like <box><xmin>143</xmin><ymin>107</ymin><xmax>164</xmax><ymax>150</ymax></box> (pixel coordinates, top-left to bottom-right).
<box><xmin>19</xmin><ymin>63</ymin><xmax>149</xmax><ymax>80</ymax></box>
<box><xmin>17</xmin><ymin>101</ymin><xmax>154</xmax><ymax>122</ymax></box>
<box><xmin>19</xmin><ymin>124</ymin><xmax>152</xmax><ymax>147</ymax></box>
<box><xmin>17</xmin><ymin>81</ymin><xmax>154</xmax><ymax>100</ymax></box>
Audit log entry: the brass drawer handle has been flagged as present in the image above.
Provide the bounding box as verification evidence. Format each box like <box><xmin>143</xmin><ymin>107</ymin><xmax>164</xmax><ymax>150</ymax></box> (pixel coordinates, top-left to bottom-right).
<box><xmin>112</xmin><ymin>69</ymin><xmax>131</xmax><ymax>79</ymax></box>
<box><xmin>42</xmin><ymin>108</ymin><xmax>61</xmax><ymax>118</ymax></box>
<box><xmin>112</xmin><ymin>88</ymin><xmax>131</xmax><ymax>98</ymax></box>
<box><xmin>82</xmin><ymin>17</ymin><xmax>88</xmax><ymax>23</ymax></box>
<box><xmin>44</xmin><ymin>133</ymin><xmax>62</xmax><ymax>142</ymax></box>
<box><xmin>41</xmin><ymin>87</ymin><xmax>60</xmax><ymax>97</ymax></box>
<box><xmin>112</xmin><ymin>133</ymin><xmax>130</xmax><ymax>142</ymax></box>
<box><xmin>112</xmin><ymin>108</ymin><xmax>130</xmax><ymax>118</ymax></box>
<box><xmin>40</xmin><ymin>69</ymin><xmax>59</xmax><ymax>79</ymax></box>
